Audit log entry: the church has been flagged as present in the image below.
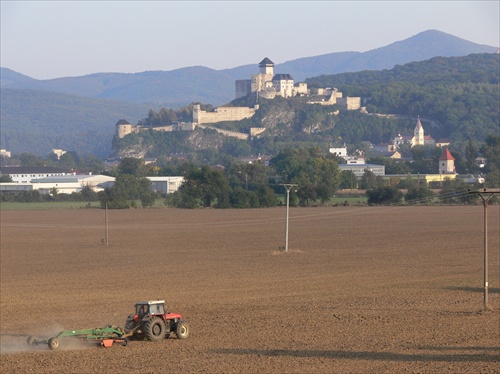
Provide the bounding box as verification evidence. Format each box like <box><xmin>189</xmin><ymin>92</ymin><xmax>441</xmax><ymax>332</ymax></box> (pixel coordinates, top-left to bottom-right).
<box><xmin>391</xmin><ymin>116</ymin><xmax>436</xmax><ymax>150</ymax></box>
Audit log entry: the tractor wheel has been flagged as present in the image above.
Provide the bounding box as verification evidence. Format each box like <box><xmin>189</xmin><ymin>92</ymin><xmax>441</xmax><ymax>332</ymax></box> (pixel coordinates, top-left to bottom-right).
<box><xmin>145</xmin><ymin>318</ymin><xmax>165</xmax><ymax>342</ymax></box>
<box><xmin>176</xmin><ymin>320</ymin><xmax>190</xmax><ymax>339</ymax></box>
<box><xmin>48</xmin><ymin>338</ymin><xmax>60</xmax><ymax>350</ymax></box>
<box><xmin>27</xmin><ymin>336</ymin><xmax>36</xmax><ymax>345</ymax></box>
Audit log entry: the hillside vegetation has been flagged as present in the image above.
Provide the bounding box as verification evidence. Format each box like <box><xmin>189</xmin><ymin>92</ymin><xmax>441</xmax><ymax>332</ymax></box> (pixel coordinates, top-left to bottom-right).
<box><xmin>307</xmin><ymin>53</ymin><xmax>499</xmax><ymax>147</ymax></box>
<box><xmin>0</xmin><ymin>89</ymin><xmax>151</xmax><ymax>157</ymax></box>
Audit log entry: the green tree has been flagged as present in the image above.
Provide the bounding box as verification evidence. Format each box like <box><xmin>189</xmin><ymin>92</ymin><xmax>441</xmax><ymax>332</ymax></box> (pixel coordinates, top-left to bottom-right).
<box><xmin>118</xmin><ymin>157</ymin><xmax>147</xmax><ymax>176</ymax></box>
<box><xmin>366</xmin><ymin>186</ymin><xmax>403</xmax><ymax>205</ymax></box>
<box><xmin>99</xmin><ymin>158</ymin><xmax>155</xmax><ymax>208</ymax></box>
<box><xmin>405</xmin><ymin>185</ymin><xmax>434</xmax><ymax>204</ymax></box>
<box><xmin>339</xmin><ymin>170</ymin><xmax>357</xmax><ymax>190</ymax></box>
<box><xmin>360</xmin><ymin>170</ymin><xmax>383</xmax><ymax>190</ymax></box>
<box><xmin>439</xmin><ymin>178</ymin><xmax>478</xmax><ymax>204</ymax></box>
<box><xmin>480</xmin><ymin>135</ymin><xmax>500</xmax><ymax>173</ymax></box>
<box><xmin>175</xmin><ymin>165</ymin><xmax>230</xmax><ymax>208</ymax></box>
<box><xmin>465</xmin><ymin>139</ymin><xmax>479</xmax><ymax>174</ymax></box>
<box><xmin>0</xmin><ymin>174</ymin><xmax>13</xmax><ymax>182</ymax></box>
<box><xmin>256</xmin><ymin>185</ymin><xmax>278</xmax><ymax>207</ymax></box>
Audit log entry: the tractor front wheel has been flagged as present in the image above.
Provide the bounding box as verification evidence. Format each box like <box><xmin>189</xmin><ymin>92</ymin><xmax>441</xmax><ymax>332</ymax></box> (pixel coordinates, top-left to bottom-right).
<box><xmin>48</xmin><ymin>338</ymin><xmax>60</xmax><ymax>350</ymax></box>
<box><xmin>176</xmin><ymin>320</ymin><xmax>190</xmax><ymax>339</ymax></box>
<box><xmin>145</xmin><ymin>318</ymin><xmax>165</xmax><ymax>342</ymax></box>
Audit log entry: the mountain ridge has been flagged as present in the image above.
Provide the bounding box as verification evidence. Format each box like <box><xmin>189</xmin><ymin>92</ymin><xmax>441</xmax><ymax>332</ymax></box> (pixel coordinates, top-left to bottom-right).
<box><xmin>1</xmin><ymin>29</ymin><xmax>497</xmax><ymax>107</ymax></box>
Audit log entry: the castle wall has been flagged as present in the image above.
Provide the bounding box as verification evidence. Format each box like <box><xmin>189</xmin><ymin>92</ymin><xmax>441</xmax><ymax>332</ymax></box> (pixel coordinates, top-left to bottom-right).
<box><xmin>251</xmin><ymin>73</ymin><xmax>273</xmax><ymax>92</ymax></box>
<box><xmin>193</xmin><ymin>104</ymin><xmax>257</xmax><ymax>124</ymax></box>
<box><xmin>197</xmin><ymin>124</ymin><xmax>249</xmax><ymax>140</ymax></box>
<box><xmin>250</xmin><ymin>127</ymin><xmax>266</xmax><ymax>137</ymax></box>
<box><xmin>235</xmin><ymin>79</ymin><xmax>252</xmax><ymax>99</ymax></box>
<box><xmin>337</xmin><ymin>97</ymin><xmax>361</xmax><ymax>110</ymax></box>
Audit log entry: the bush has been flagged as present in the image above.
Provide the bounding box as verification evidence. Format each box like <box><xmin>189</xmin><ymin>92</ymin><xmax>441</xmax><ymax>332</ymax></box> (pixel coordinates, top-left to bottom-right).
<box><xmin>366</xmin><ymin>186</ymin><xmax>403</xmax><ymax>205</ymax></box>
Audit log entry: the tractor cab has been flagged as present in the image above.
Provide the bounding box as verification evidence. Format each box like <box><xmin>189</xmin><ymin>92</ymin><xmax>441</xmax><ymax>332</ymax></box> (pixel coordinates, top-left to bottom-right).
<box><xmin>134</xmin><ymin>300</ymin><xmax>166</xmax><ymax>317</ymax></box>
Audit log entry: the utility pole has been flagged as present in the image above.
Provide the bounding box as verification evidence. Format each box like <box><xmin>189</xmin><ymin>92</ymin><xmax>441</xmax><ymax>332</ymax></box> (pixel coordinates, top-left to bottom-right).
<box><xmin>104</xmin><ymin>202</ymin><xmax>109</xmax><ymax>246</ymax></box>
<box><xmin>468</xmin><ymin>188</ymin><xmax>500</xmax><ymax>310</ymax></box>
<box><xmin>282</xmin><ymin>184</ymin><xmax>297</xmax><ymax>252</ymax></box>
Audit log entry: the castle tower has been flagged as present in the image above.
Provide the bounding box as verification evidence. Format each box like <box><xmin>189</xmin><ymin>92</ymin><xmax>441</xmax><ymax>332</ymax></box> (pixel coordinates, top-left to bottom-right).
<box><xmin>193</xmin><ymin>104</ymin><xmax>201</xmax><ymax>124</ymax></box>
<box><xmin>413</xmin><ymin>116</ymin><xmax>425</xmax><ymax>146</ymax></box>
<box><xmin>438</xmin><ymin>148</ymin><xmax>456</xmax><ymax>174</ymax></box>
<box><xmin>259</xmin><ymin>57</ymin><xmax>274</xmax><ymax>75</ymax></box>
<box><xmin>251</xmin><ymin>57</ymin><xmax>274</xmax><ymax>92</ymax></box>
<box><xmin>116</xmin><ymin>119</ymin><xmax>133</xmax><ymax>139</ymax></box>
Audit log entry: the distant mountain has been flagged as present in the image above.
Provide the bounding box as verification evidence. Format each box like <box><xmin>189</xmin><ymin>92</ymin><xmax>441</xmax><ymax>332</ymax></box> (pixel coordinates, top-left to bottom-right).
<box><xmin>1</xmin><ymin>30</ymin><xmax>497</xmax><ymax>107</ymax></box>
<box><xmin>0</xmin><ymin>89</ymin><xmax>150</xmax><ymax>157</ymax></box>
<box><xmin>0</xmin><ymin>68</ymin><xmax>36</xmax><ymax>86</ymax></box>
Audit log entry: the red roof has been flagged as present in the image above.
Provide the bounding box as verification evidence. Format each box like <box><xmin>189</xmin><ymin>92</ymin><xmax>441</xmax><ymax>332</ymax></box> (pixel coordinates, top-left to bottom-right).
<box><xmin>439</xmin><ymin>148</ymin><xmax>455</xmax><ymax>161</ymax></box>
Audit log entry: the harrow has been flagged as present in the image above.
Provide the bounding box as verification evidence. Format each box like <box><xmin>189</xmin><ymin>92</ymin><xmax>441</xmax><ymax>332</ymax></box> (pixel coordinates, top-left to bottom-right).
<box><xmin>27</xmin><ymin>325</ymin><xmax>127</xmax><ymax>350</ymax></box>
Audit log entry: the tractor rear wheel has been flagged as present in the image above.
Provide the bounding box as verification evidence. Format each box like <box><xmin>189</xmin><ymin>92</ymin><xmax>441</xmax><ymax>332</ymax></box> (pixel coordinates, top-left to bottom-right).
<box><xmin>145</xmin><ymin>318</ymin><xmax>165</xmax><ymax>342</ymax></box>
<box><xmin>48</xmin><ymin>338</ymin><xmax>60</xmax><ymax>350</ymax></box>
<box><xmin>176</xmin><ymin>320</ymin><xmax>190</xmax><ymax>339</ymax></box>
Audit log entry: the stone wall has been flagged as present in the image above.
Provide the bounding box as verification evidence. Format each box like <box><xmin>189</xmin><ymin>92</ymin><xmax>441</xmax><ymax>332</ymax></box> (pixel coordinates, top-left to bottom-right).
<box><xmin>197</xmin><ymin>124</ymin><xmax>249</xmax><ymax>140</ymax></box>
<box><xmin>193</xmin><ymin>104</ymin><xmax>257</xmax><ymax>125</ymax></box>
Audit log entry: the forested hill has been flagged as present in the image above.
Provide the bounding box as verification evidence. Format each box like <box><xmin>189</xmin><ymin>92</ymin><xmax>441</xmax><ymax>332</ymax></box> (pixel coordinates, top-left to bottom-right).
<box><xmin>306</xmin><ymin>53</ymin><xmax>500</xmax><ymax>145</ymax></box>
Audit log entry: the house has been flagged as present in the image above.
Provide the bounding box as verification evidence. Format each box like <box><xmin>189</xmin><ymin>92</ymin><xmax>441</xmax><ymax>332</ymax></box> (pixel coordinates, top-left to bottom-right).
<box><xmin>1</xmin><ymin>149</ymin><xmax>12</xmax><ymax>158</ymax></box>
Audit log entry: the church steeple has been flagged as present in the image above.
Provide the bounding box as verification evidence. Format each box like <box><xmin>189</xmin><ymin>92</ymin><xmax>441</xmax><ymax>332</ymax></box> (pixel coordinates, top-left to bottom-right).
<box><xmin>413</xmin><ymin>116</ymin><xmax>425</xmax><ymax>146</ymax></box>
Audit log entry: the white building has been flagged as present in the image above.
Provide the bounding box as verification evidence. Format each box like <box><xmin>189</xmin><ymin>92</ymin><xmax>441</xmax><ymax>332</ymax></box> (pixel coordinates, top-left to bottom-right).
<box><xmin>339</xmin><ymin>164</ymin><xmax>385</xmax><ymax>177</ymax></box>
<box><xmin>30</xmin><ymin>174</ymin><xmax>115</xmax><ymax>194</ymax></box>
<box><xmin>0</xmin><ymin>166</ymin><xmax>74</xmax><ymax>183</ymax></box>
<box><xmin>147</xmin><ymin>176</ymin><xmax>185</xmax><ymax>194</ymax></box>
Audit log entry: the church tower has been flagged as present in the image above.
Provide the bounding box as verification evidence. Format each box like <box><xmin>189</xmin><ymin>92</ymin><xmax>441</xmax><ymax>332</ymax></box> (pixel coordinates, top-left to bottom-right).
<box><xmin>413</xmin><ymin>116</ymin><xmax>425</xmax><ymax>146</ymax></box>
<box><xmin>438</xmin><ymin>148</ymin><xmax>456</xmax><ymax>174</ymax></box>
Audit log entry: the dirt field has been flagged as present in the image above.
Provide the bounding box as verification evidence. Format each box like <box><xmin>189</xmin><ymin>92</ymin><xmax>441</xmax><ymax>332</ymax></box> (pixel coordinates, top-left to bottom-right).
<box><xmin>1</xmin><ymin>206</ymin><xmax>499</xmax><ymax>373</ymax></box>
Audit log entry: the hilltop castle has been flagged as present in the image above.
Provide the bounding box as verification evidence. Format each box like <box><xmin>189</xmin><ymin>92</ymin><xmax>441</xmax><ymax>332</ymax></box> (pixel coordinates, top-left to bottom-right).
<box><xmin>116</xmin><ymin>57</ymin><xmax>362</xmax><ymax>140</ymax></box>
<box><xmin>235</xmin><ymin>57</ymin><xmax>307</xmax><ymax>99</ymax></box>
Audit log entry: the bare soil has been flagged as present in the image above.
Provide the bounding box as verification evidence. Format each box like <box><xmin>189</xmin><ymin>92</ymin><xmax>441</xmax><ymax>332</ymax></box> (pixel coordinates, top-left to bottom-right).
<box><xmin>1</xmin><ymin>206</ymin><xmax>499</xmax><ymax>373</ymax></box>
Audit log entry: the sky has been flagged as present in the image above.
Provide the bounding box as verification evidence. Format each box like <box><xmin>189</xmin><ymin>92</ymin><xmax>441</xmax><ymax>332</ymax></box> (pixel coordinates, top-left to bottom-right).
<box><xmin>1</xmin><ymin>1</ymin><xmax>499</xmax><ymax>80</ymax></box>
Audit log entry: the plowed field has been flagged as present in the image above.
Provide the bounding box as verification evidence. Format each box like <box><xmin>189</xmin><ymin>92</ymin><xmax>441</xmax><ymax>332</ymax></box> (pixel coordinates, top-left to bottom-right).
<box><xmin>1</xmin><ymin>206</ymin><xmax>499</xmax><ymax>373</ymax></box>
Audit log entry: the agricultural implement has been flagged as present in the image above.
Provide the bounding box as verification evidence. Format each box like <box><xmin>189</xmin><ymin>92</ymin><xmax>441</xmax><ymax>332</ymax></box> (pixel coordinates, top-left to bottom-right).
<box><xmin>124</xmin><ymin>300</ymin><xmax>190</xmax><ymax>341</ymax></box>
<box><xmin>27</xmin><ymin>325</ymin><xmax>127</xmax><ymax>350</ymax></box>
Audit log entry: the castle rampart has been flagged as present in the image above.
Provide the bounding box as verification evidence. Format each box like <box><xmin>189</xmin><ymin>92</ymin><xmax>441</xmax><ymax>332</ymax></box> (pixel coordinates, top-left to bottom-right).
<box><xmin>193</xmin><ymin>104</ymin><xmax>258</xmax><ymax>125</ymax></box>
<box><xmin>197</xmin><ymin>124</ymin><xmax>249</xmax><ymax>140</ymax></box>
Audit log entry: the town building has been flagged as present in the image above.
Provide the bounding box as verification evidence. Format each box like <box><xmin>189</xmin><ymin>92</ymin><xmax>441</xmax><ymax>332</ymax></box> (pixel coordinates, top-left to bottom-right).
<box><xmin>1</xmin><ymin>149</ymin><xmax>12</xmax><ymax>158</ymax></box>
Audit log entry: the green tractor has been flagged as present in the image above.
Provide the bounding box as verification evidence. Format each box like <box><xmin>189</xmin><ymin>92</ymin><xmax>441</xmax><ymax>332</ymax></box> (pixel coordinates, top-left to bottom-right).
<box><xmin>124</xmin><ymin>300</ymin><xmax>190</xmax><ymax>341</ymax></box>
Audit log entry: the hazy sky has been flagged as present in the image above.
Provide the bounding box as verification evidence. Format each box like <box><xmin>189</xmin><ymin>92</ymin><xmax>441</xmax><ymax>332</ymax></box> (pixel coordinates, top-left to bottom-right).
<box><xmin>1</xmin><ymin>1</ymin><xmax>499</xmax><ymax>80</ymax></box>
